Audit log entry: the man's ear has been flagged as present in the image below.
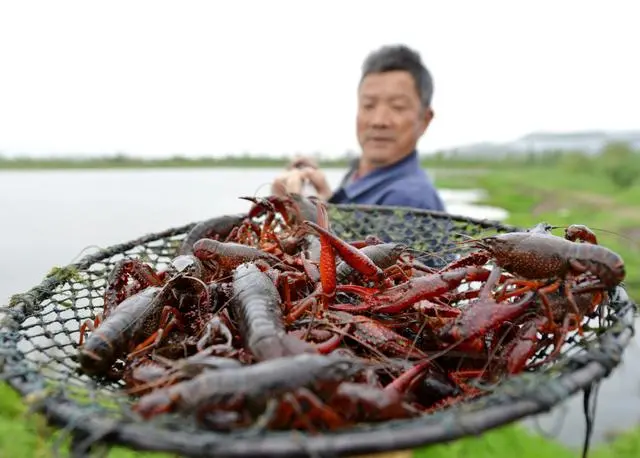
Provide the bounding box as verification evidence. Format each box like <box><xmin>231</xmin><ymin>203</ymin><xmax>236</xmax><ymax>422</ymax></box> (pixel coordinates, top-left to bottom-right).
<box><xmin>424</xmin><ymin>107</ymin><xmax>434</xmax><ymax>125</ymax></box>
<box><xmin>419</xmin><ymin>107</ymin><xmax>434</xmax><ymax>135</ymax></box>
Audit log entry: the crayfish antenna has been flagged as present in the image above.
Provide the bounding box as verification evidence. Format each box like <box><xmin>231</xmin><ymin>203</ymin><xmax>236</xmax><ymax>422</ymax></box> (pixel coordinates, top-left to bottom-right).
<box><xmin>238</xmin><ymin>196</ymin><xmax>259</xmax><ymax>203</ymax></box>
<box><xmin>450</xmin><ymin>235</ymin><xmax>487</xmax><ymax>250</ymax></box>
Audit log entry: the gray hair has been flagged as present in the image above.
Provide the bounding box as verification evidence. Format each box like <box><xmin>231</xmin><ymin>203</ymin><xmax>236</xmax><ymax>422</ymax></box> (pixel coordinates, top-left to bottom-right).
<box><xmin>360</xmin><ymin>44</ymin><xmax>434</xmax><ymax>109</ymax></box>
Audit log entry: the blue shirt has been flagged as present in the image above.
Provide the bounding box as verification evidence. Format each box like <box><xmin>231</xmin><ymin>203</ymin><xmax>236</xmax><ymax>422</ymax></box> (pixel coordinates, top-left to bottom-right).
<box><xmin>328</xmin><ymin>150</ymin><xmax>446</xmax><ymax>211</ymax></box>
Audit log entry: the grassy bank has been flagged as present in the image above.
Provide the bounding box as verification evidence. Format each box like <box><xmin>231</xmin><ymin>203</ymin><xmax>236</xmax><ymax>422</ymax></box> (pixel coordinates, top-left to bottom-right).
<box><xmin>411</xmin><ymin>156</ymin><xmax>639</xmax><ymax>457</ymax></box>
<box><xmin>0</xmin><ymin>383</ymin><xmax>171</xmax><ymax>457</ymax></box>
<box><xmin>414</xmin><ymin>423</ymin><xmax>640</xmax><ymax>458</ymax></box>
<box><xmin>431</xmin><ymin>162</ymin><xmax>640</xmax><ymax>301</ymax></box>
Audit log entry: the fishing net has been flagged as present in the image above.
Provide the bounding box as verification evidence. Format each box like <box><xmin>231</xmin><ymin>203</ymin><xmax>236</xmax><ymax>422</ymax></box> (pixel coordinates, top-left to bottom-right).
<box><xmin>0</xmin><ymin>203</ymin><xmax>636</xmax><ymax>458</ymax></box>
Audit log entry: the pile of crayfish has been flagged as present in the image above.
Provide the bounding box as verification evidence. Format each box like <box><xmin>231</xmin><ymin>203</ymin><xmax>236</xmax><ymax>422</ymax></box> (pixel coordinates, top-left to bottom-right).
<box><xmin>75</xmin><ymin>193</ymin><xmax>625</xmax><ymax>433</ymax></box>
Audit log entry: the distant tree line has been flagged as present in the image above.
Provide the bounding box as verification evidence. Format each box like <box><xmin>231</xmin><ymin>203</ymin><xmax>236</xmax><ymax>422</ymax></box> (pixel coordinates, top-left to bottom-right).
<box><xmin>1</xmin><ymin>141</ymin><xmax>638</xmax><ymax>189</ymax></box>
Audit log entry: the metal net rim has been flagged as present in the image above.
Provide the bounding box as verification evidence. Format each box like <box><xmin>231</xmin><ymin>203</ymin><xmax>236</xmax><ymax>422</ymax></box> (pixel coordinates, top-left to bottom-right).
<box><xmin>0</xmin><ymin>205</ymin><xmax>636</xmax><ymax>458</ymax></box>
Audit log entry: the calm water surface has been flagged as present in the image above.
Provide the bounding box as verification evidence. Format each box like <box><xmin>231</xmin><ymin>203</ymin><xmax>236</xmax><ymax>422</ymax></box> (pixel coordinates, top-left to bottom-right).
<box><xmin>0</xmin><ymin>168</ymin><xmax>637</xmax><ymax>448</ymax></box>
<box><xmin>0</xmin><ymin>168</ymin><xmax>505</xmax><ymax>301</ymax></box>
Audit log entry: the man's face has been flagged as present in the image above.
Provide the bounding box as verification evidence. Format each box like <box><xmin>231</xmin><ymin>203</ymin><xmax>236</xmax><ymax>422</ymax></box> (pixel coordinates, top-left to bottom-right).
<box><xmin>357</xmin><ymin>70</ymin><xmax>433</xmax><ymax>167</ymax></box>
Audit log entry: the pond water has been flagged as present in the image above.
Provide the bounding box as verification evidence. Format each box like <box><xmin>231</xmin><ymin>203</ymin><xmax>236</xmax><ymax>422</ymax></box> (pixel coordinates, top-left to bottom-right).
<box><xmin>0</xmin><ymin>168</ymin><xmax>506</xmax><ymax>301</ymax></box>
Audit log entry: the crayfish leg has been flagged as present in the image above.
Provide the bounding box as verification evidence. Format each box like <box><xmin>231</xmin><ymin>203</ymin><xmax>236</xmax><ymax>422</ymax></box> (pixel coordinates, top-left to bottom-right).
<box><xmin>196</xmin><ymin>316</ymin><xmax>234</xmax><ymax>352</ymax></box>
<box><xmin>128</xmin><ymin>327</ymin><xmax>170</xmax><ymax>360</ymax></box>
<box><xmin>563</xmin><ymin>283</ymin><xmax>587</xmax><ymax>335</ymax></box>
<box><xmin>415</xmin><ymin>300</ymin><xmax>460</xmax><ymax>319</ymax></box>
<box><xmin>381</xmin><ymin>264</ymin><xmax>411</xmax><ymax>285</ymax></box>
<box><xmin>499</xmin><ymin>278</ymin><xmax>558</xmax><ymax>325</ymax></box>
<box><xmin>424</xmin><ymin>370</ymin><xmax>485</xmax><ymax>412</ymax></box>
<box><xmin>437</xmin><ymin>286</ymin><xmax>536</xmax><ymax>345</ymax></box>
<box><xmin>128</xmin><ymin>306</ymin><xmax>183</xmax><ymax>358</ymax></box>
<box><xmin>272</xmin><ymin>195</ymin><xmax>304</xmax><ymax>227</ymax></box>
<box><xmin>335</xmin><ymin>284</ymin><xmax>377</xmax><ymax>296</ymax></box>
<box><xmin>286</xmin><ymin>294</ymin><xmax>319</xmax><ymax>324</ymax></box>
<box><xmin>526</xmin><ymin>315</ymin><xmax>571</xmax><ymax>371</ymax></box>
<box><xmin>500</xmin><ymin>319</ymin><xmax>542</xmax><ymax>374</ymax></box>
<box><xmin>294</xmin><ymin>388</ymin><xmax>346</xmax><ymax>431</ymax></box>
<box><xmin>268</xmin><ymin>390</ymin><xmax>344</xmax><ymax>433</ymax></box>
<box><xmin>329</xmin><ymin>284</ymin><xmax>376</xmax><ymax>313</ymax></box>
<box><xmin>536</xmin><ymin>280</ymin><xmax>564</xmax><ymax>325</ymax></box>
<box><xmin>448</xmin><ymin>370</ymin><xmax>486</xmax><ymax>396</ymax></box>
<box><xmin>260</xmin><ymin>225</ymin><xmax>285</xmax><ymax>254</ymax></box>
<box><xmin>224</xmin><ymin>226</ymin><xmax>240</xmax><ymax>243</ymax></box>
<box><xmin>103</xmin><ymin>259</ymin><xmax>162</xmax><ymax>315</ymax></box>
<box><xmin>78</xmin><ymin>313</ymin><xmax>102</xmax><ymax>346</ymax></box>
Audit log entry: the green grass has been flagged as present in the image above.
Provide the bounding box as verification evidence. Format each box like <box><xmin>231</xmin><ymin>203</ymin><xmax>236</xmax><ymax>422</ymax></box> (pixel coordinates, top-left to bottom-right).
<box><xmin>413</xmin><ymin>423</ymin><xmax>640</xmax><ymax>457</ymax></box>
<box><xmin>412</xmin><ymin>157</ymin><xmax>640</xmax><ymax>458</ymax></box>
<box><xmin>414</xmin><ymin>425</ymin><xmax>576</xmax><ymax>458</ymax></box>
<box><xmin>432</xmin><ymin>163</ymin><xmax>640</xmax><ymax>301</ymax></box>
<box><xmin>0</xmin><ymin>383</ymin><xmax>173</xmax><ymax>457</ymax></box>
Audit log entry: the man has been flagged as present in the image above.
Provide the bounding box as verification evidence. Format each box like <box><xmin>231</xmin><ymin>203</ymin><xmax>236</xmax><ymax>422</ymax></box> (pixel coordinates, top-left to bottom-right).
<box><xmin>271</xmin><ymin>44</ymin><xmax>446</xmax><ymax>212</ymax></box>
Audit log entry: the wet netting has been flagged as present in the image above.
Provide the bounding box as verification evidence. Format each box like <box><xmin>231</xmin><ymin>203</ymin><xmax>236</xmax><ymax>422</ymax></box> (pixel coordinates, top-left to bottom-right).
<box><xmin>0</xmin><ymin>203</ymin><xmax>636</xmax><ymax>458</ymax></box>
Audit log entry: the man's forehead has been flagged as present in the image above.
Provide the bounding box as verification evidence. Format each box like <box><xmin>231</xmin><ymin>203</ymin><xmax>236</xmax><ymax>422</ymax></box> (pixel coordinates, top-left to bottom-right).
<box><xmin>358</xmin><ymin>72</ymin><xmax>416</xmax><ymax>99</ymax></box>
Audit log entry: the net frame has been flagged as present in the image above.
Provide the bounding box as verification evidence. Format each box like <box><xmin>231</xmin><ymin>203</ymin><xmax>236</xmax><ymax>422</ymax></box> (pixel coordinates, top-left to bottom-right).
<box><xmin>0</xmin><ymin>204</ymin><xmax>636</xmax><ymax>458</ymax></box>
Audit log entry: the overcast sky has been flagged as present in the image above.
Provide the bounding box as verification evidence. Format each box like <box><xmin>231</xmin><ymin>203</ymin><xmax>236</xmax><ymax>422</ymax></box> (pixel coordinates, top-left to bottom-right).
<box><xmin>0</xmin><ymin>1</ymin><xmax>638</xmax><ymax>158</ymax></box>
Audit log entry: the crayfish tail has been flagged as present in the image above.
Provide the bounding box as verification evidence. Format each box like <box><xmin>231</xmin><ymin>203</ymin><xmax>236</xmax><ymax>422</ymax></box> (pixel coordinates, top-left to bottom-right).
<box><xmin>255</xmin><ymin>335</ymin><xmax>317</xmax><ymax>361</ymax></box>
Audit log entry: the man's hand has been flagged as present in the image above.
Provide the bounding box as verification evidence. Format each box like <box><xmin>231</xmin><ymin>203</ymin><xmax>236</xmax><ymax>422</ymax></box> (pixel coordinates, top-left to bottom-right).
<box><xmin>271</xmin><ymin>166</ymin><xmax>333</xmax><ymax>200</ymax></box>
<box><xmin>302</xmin><ymin>167</ymin><xmax>333</xmax><ymax>200</ymax></box>
<box><xmin>271</xmin><ymin>168</ymin><xmax>308</xmax><ymax>196</ymax></box>
<box><xmin>287</xmin><ymin>155</ymin><xmax>319</xmax><ymax>171</ymax></box>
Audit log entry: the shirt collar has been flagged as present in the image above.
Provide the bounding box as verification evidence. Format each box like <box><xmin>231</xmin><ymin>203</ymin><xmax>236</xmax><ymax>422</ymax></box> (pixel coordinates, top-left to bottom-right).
<box><xmin>342</xmin><ymin>150</ymin><xmax>420</xmax><ymax>200</ymax></box>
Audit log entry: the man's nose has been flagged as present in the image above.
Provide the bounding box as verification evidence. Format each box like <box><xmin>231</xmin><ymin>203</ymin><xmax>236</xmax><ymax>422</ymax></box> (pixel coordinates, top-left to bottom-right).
<box><xmin>370</xmin><ymin>106</ymin><xmax>392</xmax><ymax>127</ymax></box>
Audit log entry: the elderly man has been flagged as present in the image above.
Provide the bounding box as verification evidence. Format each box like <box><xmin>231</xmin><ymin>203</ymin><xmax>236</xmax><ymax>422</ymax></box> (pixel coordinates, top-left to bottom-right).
<box><xmin>271</xmin><ymin>44</ymin><xmax>445</xmax><ymax>212</ymax></box>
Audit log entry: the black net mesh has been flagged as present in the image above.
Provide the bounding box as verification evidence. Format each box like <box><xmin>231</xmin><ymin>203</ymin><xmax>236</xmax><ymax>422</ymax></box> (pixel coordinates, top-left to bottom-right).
<box><xmin>0</xmin><ymin>203</ymin><xmax>636</xmax><ymax>458</ymax></box>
